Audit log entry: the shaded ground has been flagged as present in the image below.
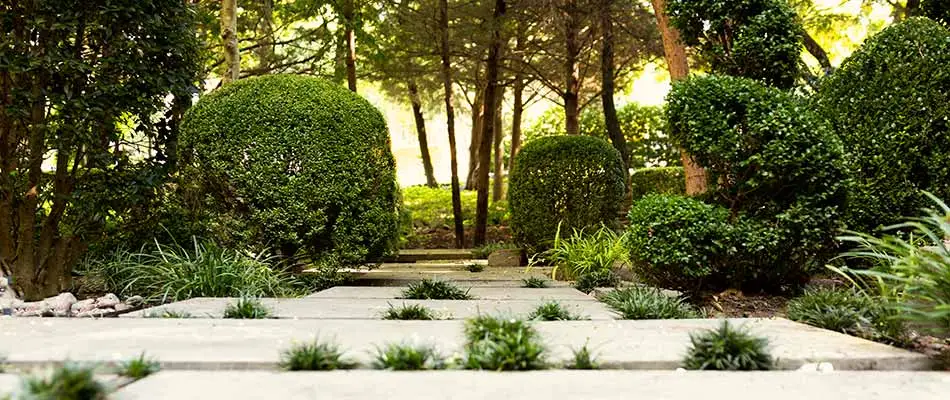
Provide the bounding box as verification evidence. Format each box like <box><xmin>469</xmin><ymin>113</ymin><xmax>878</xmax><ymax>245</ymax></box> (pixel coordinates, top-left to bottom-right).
<box><xmin>404</xmin><ymin>225</ymin><xmax>513</xmax><ymax>249</ymax></box>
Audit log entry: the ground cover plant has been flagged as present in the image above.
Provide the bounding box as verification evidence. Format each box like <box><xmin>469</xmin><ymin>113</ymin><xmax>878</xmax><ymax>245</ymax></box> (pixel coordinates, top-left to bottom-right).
<box><xmin>223</xmin><ymin>297</ymin><xmax>272</xmax><ymax>319</ymax></box>
<box><xmin>521</xmin><ymin>277</ymin><xmax>549</xmax><ymax>288</ymax></box>
<box><xmin>567</xmin><ymin>343</ymin><xmax>599</xmax><ymax>370</ymax></box>
<box><xmin>601</xmin><ymin>286</ymin><xmax>699</xmax><ymax>320</ymax></box>
<box><xmin>279</xmin><ymin>339</ymin><xmax>358</xmax><ymax>371</ymax></box>
<box><xmin>381</xmin><ymin>303</ymin><xmax>438</xmax><ymax>320</ymax></box>
<box><xmin>572</xmin><ymin>269</ymin><xmax>620</xmax><ymax>294</ymax></box>
<box><xmin>509</xmin><ymin>136</ymin><xmax>626</xmax><ymax>251</ymax></box>
<box><xmin>463</xmin><ymin>316</ymin><xmax>547</xmax><ymax>371</ymax></box>
<box><xmin>373</xmin><ymin>343</ymin><xmax>445</xmax><ymax>370</ymax></box>
<box><xmin>537</xmin><ymin>225</ymin><xmax>627</xmax><ymax>281</ymax></box>
<box><xmin>786</xmin><ymin>287</ymin><xmax>905</xmax><ymax>344</ymax></box>
<box><xmin>401</xmin><ymin>279</ymin><xmax>472</xmax><ymax>300</ymax></box>
<box><xmin>115</xmin><ymin>353</ymin><xmax>161</xmax><ymax>380</ymax></box>
<box><xmin>144</xmin><ymin>310</ymin><xmax>194</xmax><ymax>319</ymax></box>
<box><xmin>682</xmin><ymin>321</ymin><xmax>774</xmax><ymax>371</ymax></box>
<box><xmin>527</xmin><ymin>301</ymin><xmax>584</xmax><ymax>321</ymax></box>
<box><xmin>22</xmin><ymin>364</ymin><xmax>108</xmax><ymax>400</ymax></box>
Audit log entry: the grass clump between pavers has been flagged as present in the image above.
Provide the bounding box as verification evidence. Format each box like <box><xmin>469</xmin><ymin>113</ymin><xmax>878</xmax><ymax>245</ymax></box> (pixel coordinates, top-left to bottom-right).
<box><xmin>573</xmin><ymin>269</ymin><xmax>620</xmax><ymax>294</ymax></box>
<box><xmin>115</xmin><ymin>353</ymin><xmax>161</xmax><ymax>380</ymax></box>
<box><xmin>463</xmin><ymin>315</ymin><xmax>547</xmax><ymax>371</ymax></box>
<box><xmin>144</xmin><ymin>310</ymin><xmax>193</xmax><ymax>318</ymax></box>
<box><xmin>22</xmin><ymin>364</ymin><xmax>108</xmax><ymax>400</ymax></box>
<box><xmin>381</xmin><ymin>303</ymin><xmax>438</xmax><ymax>320</ymax></box>
<box><xmin>223</xmin><ymin>297</ymin><xmax>271</xmax><ymax>319</ymax></box>
<box><xmin>521</xmin><ymin>277</ymin><xmax>549</xmax><ymax>288</ymax></box>
<box><xmin>527</xmin><ymin>301</ymin><xmax>584</xmax><ymax>321</ymax></box>
<box><xmin>786</xmin><ymin>287</ymin><xmax>905</xmax><ymax>344</ymax></box>
<box><xmin>279</xmin><ymin>339</ymin><xmax>358</xmax><ymax>371</ymax></box>
<box><xmin>567</xmin><ymin>343</ymin><xmax>599</xmax><ymax>370</ymax></box>
<box><xmin>466</xmin><ymin>263</ymin><xmax>485</xmax><ymax>273</ymax></box>
<box><xmin>401</xmin><ymin>279</ymin><xmax>473</xmax><ymax>300</ymax></box>
<box><xmin>682</xmin><ymin>320</ymin><xmax>773</xmax><ymax>371</ymax></box>
<box><xmin>373</xmin><ymin>343</ymin><xmax>446</xmax><ymax>370</ymax></box>
<box><xmin>600</xmin><ymin>286</ymin><xmax>699</xmax><ymax>320</ymax></box>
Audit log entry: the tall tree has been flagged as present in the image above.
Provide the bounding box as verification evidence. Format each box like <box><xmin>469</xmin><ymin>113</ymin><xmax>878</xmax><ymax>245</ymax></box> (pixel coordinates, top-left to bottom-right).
<box><xmin>600</xmin><ymin>0</ymin><xmax>629</xmax><ymax>173</ymax></box>
<box><xmin>439</xmin><ymin>0</ymin><xmax>466</xmax><ymax>247</ymax></box>
<box><xmin>650</xmin><ymin>0</ymin><xmax>707</xmax><ymax>195</ymax></box>
<box><xmin>562</xmin><ymin>0</ymin><xmax>582</xmax><ymax>136</ymax></box>
<box><xmin>342</xmin><ymin>0</ymin><xmax>358</xmax><ymax>91</ymax></box>
<box><xmin>508</xmin><ymin>25</ymin><xmax>527</xmax><ymax>175</ymax></box>
<box><xmin>475</xmin><ymin>0</ymin><xmax>507</xmax><ymax>245</ymax></box>
<box><xmin>222</xmin><ymin>0</ymin><xmax>240</xmax><ymax>82</ymax></box>
<box><xmin>492</xmin><ymin>89</ymin><xmax>505</xmax><ymax>202</ymax></box>
<box><xmin>408</xmin><ymin>81</ymin><xmax>438</xmax><ymax>187</ymax></box>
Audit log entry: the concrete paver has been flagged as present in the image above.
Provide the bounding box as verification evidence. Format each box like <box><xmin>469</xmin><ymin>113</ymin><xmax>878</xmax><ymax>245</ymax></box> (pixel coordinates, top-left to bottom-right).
<box><xmin>122</xmin><ymin>298</ymin><xmax>613</xmax><ymax>320</ymax></box>
<box><xmin>307</xmin><ymin>287</ymin><xmax>593</xmax><ymax>301</ymax></box>
<box><xmin>115</xmin><ymin>371</ymin><xmax>950</xmax><ymax>400</ymax></box>
<box><xmin>0</xmin><ymin>318</ymin><xmax>930</xmax><ymax>371</ymax></box>
<box><xmin>0</xmin><ymin>374</ymin><xmax>19</xmax><ymax>396</ymax></box>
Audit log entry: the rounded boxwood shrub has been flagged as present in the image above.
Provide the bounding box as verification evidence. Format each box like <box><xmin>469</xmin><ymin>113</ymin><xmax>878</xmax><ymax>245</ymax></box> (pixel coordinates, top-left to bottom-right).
<box><xmin>629</xmin><ymin>167</ymin><xmax>685</xmax><ymax>202</ymax></box>
<box><xmin>508</xmin><ymin>136</ymin><xmax>625</xmax><ymax>250</ymax></box>
<box><xmin>633</xmin><ymin>75</ymin><xmax>848</xmax><ymax>293</ymax></box>
<box><xmin>181</xmin><ymin>74</ymin><xmax>399</xmax><ymax>264</ymax></box>
<box><xmin>815</xmin><ymin>18</ymin><xmax>950</xmax><ymax>233</ymax></box>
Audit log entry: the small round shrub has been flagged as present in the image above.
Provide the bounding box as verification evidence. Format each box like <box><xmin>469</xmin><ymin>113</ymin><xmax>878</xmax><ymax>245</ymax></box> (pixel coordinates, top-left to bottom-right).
<box><xmin>815</xmin><ymin>18</ymin><xmax>950</xmax><ymax>233</ymax></box>
<box><xmin>508</xmin><ymin>136</ymin><xmax>625</xmax><ymax>250</ymax></box>
<box><xmin>659</xmin><ymin>75</ymin><xmax>848</xmax><ymax>293</ymax></box>
<box><xmin>629</xmin><ymin>167</ymin><xmax>685</xmax><ymax>202</ymax></box>
<box><xmin>181</xmin><ymin>74</ymin><xmax>399</xmax><ymax>264</ymax></box>
<box><xmin>682</xmin><ymin>320</ymin><xmax>773</xmax><ymax>371</ymax></box>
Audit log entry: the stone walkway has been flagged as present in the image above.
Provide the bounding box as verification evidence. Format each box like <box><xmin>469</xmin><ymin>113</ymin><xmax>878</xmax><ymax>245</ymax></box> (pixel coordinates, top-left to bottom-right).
<box><xmin>0</xmin><ymin>250</ymin><xmax>947</xmax><ymax>398</ymax></box>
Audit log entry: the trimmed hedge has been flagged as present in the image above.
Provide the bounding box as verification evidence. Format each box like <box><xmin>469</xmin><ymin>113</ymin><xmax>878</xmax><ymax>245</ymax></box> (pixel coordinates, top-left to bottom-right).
<box><xmin>629</xmin><ymin>167</ymin><xmax>685</xmax><ymax>201</ymax></box>
<box><xmin>815</xmin><ymin>17</ymin><xmax>950</xmax><ymax>233</ymax></box>
<box><xmin>508</xmin><ymin>136</ymin><xmax>626</xmax><ymax>250</ymax></box>
<box><xmin>181</xmin><ymin>74</ymin><xmax>400</xmax><ymax>264</ymax></box>
<box><xmin>627</xmin><ymin>75</ymin><xmax>848</xmax><ymax>293</ymax></box>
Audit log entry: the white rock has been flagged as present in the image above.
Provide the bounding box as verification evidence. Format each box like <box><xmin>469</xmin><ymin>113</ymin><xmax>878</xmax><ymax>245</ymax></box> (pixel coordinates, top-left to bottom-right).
<box><xmin>95</xmin><ymin>293</ymin><xmax>120</xmax><ymax>309</ymax></box>
<box><xmin>125</xmin><ymin>295</ymin><xmax>145</xmax><ymax>307</ymax></box>
<box><xmin>71</xmin><ymin>299</ymin><xmax>97</xmax><ymax>314</ymax></box>
<box><xmin>114</xmin><ymin>303</ymin><xmax>132</xmax><ymax>312</ymax></box>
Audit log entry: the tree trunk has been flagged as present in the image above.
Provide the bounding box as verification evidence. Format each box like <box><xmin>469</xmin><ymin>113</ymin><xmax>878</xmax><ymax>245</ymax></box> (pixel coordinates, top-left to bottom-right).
<box><xmin>492</xmin><ymin>88</ymin><xmax>505</xmax><ymax>202</ymax></box>
<box><xmin>803</xmin><ymin>30</ymin><xmax>833</xmax><ymax>76</ymax></box>
<box><xmin>255</xmin><ymin>0</ymin><xmax>275</xmax><ymax>70</ymax></box>
<box><xmin>650</xmin><ymin>0</ymin><xmax>707</xmax><ymax>195</ymax></box>
<box><xmin>439</xmin><ymin>0</ymin><xmax>465</xmax><ymax>248</ymax></box>
<box><xmin>343</xmin><ymin>0</ymin><xmax>358</xmax><ymax>92</ymax></box>
<box><xmin>221</xmin><ymin>0</ymin><xmax>240</xmax><ymax>83</ymax></box>
<box><xmin>508</xmin><ymin>27</ymin><xmax>526</xmax><ymax>175</ymax></box>
<box><xmin>409</xmin><ymin>81</ymin><xmax>438</xmax><ymax>188</ymax></box>
<box><xmin>563</xmin><ymin>0</ymin><xmax>581</xmax><ymax>136</ymax></box>
<box><xmin>600</xmin><ymin>0</ymin><xmax>629</xmax><ymax>173</ymax></box>
<box><xmin>466</xmin><ymin>89</ymin><xmax>484</xmax><ymax>190</ymax></box>
<box><xmin>475</xmin><ymin>0</ymin><xmax>506</xmax><ymax>246</ymax></box>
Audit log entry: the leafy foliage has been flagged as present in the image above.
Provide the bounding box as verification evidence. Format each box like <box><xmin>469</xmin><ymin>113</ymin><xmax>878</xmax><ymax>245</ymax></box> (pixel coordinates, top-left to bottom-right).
<box><xmin>181</xmin><ymin>74</ymin><xmax>400</xmax><ymax>265</ymax></box>
<box><xmin>601</xmin><ymin>286</ymin><xmax>700</xmax><ymax>320</ymax></box>
<box><xmin>77</xmin><ymin>237</ymin><xmax>304</xmax><ymax>303</ymax></box>
<box><xmin>373</xmin><ymin>343</ymin><xmax>445</xmax><ymax>370</ymax></box>
<box><xmin>401</xmin><ymin>279</ymin><xmax>473</xmax><ymax>300</ymax></box>
<box><xmin>786</xmin><ymin>287</ymin><xmax>905</xmax><ymax>343</ymax></box>
<box><xmin>668</xmin><ymin>0</ymin><xmax>803</xmax><ymax>88</ymax></box>
<box><xmin>223</xmin><ymin>297</ymin><xmax>271</xmax><ymax>319</ymax></box>
<box><xmin>537</xmin><ymin>226</ymin><xmax>627</xmax><ymax>281</ymax></box>
<box><xmin>381</xmin><ymin>303</ymin><xmax>438</xmax><ymax>320</ymax></box>
<box><xmin>629</xmin><ymin>167</ymin><xmax>685</xmax><ymax>202</ymax></box>
<box><xmin>279</xmin><ymin>340</ymin><xmax>358</xmax><ymax>371</ymax></box>
<box><xmin>463</xmin><ymin>316</ymin><xmax>547</xmax><ymax>371</ymax></box>
<box><xmin>815</xmin><ymin>18</ymin><xmax>950</xmax><ymax>233</ymax></box>
<box><xmin>573</xmin><ymin>269</ymin><xmax>621</xmax><ymax>294</ymax></box>
<box><xmin>401</xmin><ymin>186</ymin><xmax>509</xmax><ymax>230</ymax></box>
<box><xmin>22</xmin><ymin>364</ymin><xmax>108</xmax><ymax>400</ymax></box>
<box><xmin>682</xmin><ymin>321</ymin><xmax>774</xmax><ymax>371</ymax></box>
<box><xmin>521</xmin><ymin>277</ymin><xmax>550</xmax><ymax>288</ymax></box>
<box><xmin>508</xmin><ymin>136</ymin><xmax>626</xmax><ymax>251</ymax></box>
<box><xmin>527</xmin><ymin>301</ymin><xmax>584</xmax><ymax>321</ymax></box>
<box><xmin>923</xmin><ymin>1</ymin><xmax>949</xmax><ymax>25</ymax></box>
<box><xmin>567</xmin><ymin>344</ymin><xmax>599</xmax><ymax>370</ymax></box>
<box><xmin>833</xmin><ymin>192</ymin><xmax>950</xmax><ymax>336</ymax></box>
<box><xmin>115</xmin><ymin>353</ymin><xmax>161</xmax><ymax>380</ymax></box>
<box><xmin>0</xmin><ymin>0</ymin><xmax>201</xmax><ymax>300</ymax></box>
<box><xmin>659</xmin><ymin>75</ymin><xmax>849</xmax><ymax>293</ymax></box>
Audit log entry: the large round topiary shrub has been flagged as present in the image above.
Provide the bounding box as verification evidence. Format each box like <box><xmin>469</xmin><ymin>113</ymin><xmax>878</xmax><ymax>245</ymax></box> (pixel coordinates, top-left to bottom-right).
<box><xmin>508</xmin><ymin>135</ymin><xmax>626</xmax><ymax>250</ymax></box>
<box><xmin>629</xmin><ymin>167</ymin><xmax>685</xmax><ymax>202</ymax></box>
<box><xmin>181</xmin><ymin>74</ymin><xmax>399</xmax><ymax>264</ymax></box>
<box><xmin>629</xmin><ymin>75</ymin><xmax>848</xmax><ymax>293</ymax></box>
<box><xmin>815</xmin><ymin>17</ymin><xmax>950</xmax><ymax>233</ymax></box>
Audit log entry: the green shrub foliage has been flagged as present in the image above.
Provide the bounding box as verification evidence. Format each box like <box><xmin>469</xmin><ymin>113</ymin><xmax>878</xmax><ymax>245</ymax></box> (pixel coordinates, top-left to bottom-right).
<box><xmin>668</xmin><ymin>0</ymin><xmax>803</xmax><ymax>88</ymax></box>
<box><xmin>181</xmin><ymin>75</ymin><xmax>399</xmax><ymax>264</ymax></box>
<box><xmin>509</xmin><ymin>136</ymin><xmax>626</xmax><ymax>250</ymax></box>
<box><xmin>923</xmin><ymin>1</ymin><xmax>949</xmax><ymax>25</ymax></box>
<box><xmin>629</xmin><ymin>167</ymin><xmax>685</xmax><ymax>201</ymax></box>
<box><xmin>815</xmin><ymin>18</ymin><xmax>950</xmax><ymax>233</ymax></box>
<box><xmin>634</xmin><ymin>75</ymin><xmax>848</xmax><ymax>293</ymax></box>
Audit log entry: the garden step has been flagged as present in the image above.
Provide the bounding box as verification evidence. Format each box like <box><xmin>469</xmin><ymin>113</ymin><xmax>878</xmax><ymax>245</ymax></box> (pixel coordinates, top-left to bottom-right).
<box><xmin>350</xmin><ymin>263</ymin><xmax>551</xmax><ymax>274</ymax></box>
<box><xmin>121</xmin><ymin>298</ymin><xmax>614</xmax><ymax>320</ymax></box>
<box><xmin>0</xmin><ymin>318</ymin><xmax>929</xmax><ymax>371</ymax></box>
<box><xmin>114</xmin><ymin>371</ymin><xmax>950</xmax><ymax>400</ymax></box>
<box><xmin>383</xmin><ymin>249</ymin><xmax>476</xmax><ymax>262</ymax></box>
<box><xmin>307</xmin><ymin>287</ymin><xmax>594</xmax><ymax>301</ymax></box>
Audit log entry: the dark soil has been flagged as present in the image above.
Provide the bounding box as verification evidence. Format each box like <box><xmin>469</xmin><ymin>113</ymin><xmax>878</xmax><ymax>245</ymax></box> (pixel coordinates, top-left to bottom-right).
<box><xmin>404</xmin><ymin>225</ymin><xmax>513</xmax><ymax>249</ymax></box>
<box><xmin>699</xmin><ymin>289</ymin><xmax>790</xmax><ymax>318</ymax></box>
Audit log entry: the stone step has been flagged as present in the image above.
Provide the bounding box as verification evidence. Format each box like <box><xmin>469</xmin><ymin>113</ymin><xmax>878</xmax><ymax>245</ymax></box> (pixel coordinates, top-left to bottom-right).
<box><xmin>0</xmin><ymin>318</ymin><xmax>930</xmax><ymax>371</ymax></box>
<box><xmin>307</xmin><ymin>287</ymin><xmax>593</xmax><ymax>301</ymax></box>
<box><xmin>383</xmin><ymin>249</ymin><xmax>476</xmax><ymax>262</ymax></box>
<box><xmin>122</xmin><ymin>298</ymin><xmax>614</xmax><ymax>320</ymax></box>
<box><xmin>114</xmin><ymin>371</ymin><xmax>950</xmax><ymax>400</ymax></box>
<box><xmin>352</xmin><ymin>267</ymin><xmax>556</xmax><ymax>287</ymax></box>
<box><xmin>353</xmin><ymin>278</ymin><xmax>572</xmax><ymax>288</ymax></box>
